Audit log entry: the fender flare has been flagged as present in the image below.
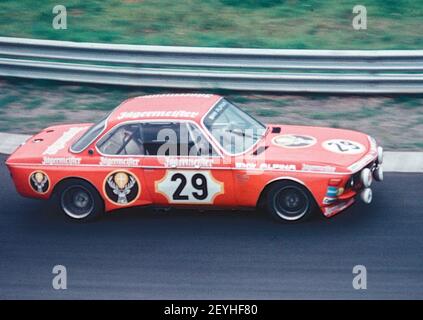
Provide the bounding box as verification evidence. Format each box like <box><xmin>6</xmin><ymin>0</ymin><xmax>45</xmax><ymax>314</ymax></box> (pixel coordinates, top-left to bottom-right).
<box><xmin>256</xmin><ymin>176</ymin><xmax>318</xmax><ymax>208</ymax></box>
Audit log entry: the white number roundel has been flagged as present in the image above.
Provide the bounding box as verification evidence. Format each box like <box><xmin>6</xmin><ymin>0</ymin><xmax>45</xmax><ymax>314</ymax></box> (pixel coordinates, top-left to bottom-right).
<box><xmin>156</xmin><ymin>170</ymin><xmax>224</xmax><ymax>204</ymax></box>
<box><xmin>322</xmin><ymin>139</ymin><xmax>365</xmax><ymax>155</ymax></box>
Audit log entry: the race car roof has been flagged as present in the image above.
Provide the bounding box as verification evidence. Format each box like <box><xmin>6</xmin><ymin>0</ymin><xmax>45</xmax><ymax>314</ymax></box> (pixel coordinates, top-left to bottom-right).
<box><xmin>108</xmin><ymin>94</ymin><xmax>222</xmax><ymax>125</ymax></box>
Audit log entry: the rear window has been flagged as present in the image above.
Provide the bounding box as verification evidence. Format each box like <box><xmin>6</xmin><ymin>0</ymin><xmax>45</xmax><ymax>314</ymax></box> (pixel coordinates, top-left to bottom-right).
<box><xmin>70</xmin><ymin>115</ymin><xmax>108</xmax><ymax>153</ymax></box>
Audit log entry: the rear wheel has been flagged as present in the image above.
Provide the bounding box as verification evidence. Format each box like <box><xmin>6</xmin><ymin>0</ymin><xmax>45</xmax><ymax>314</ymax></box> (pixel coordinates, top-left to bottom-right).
<box><xmin>56</xmin><ymin>179</ymin><xmax>104</xmax><ymax>222</ymax></box>
<box><xmin>265</xmin><ymin>181</ymin><xmax>314</xmax><ymax>223</ymax></box>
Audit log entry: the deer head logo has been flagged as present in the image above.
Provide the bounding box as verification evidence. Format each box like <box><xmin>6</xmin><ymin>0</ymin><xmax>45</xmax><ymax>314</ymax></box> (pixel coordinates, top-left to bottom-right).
<box><xmin>30</xmin><ymin>171</ymin><xmax>49</xmax><ymax>193</ymax></box>
<box><xmin>105</xmin><ymin>171</ymin><xmax>139</xmax><ymax>205</ymax></box>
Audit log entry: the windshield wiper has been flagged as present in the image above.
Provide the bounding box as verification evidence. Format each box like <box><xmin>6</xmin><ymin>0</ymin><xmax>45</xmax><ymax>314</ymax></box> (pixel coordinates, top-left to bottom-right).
<box><xmin>225</xmin><ymin>129</ymin><xmax>243</xmax><ymax>136</ymax></box>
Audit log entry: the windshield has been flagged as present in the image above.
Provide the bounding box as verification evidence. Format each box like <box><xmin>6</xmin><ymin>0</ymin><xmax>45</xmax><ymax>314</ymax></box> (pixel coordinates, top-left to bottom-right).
<box><xmin>203</xmin><ymin>99</ymin><xmax>266</xmax><ymax>154</ymax></box>
<box><xmin>70</xmin><ymin>114</ymin><xmax>108</xmax><ymax>153</ymax></box>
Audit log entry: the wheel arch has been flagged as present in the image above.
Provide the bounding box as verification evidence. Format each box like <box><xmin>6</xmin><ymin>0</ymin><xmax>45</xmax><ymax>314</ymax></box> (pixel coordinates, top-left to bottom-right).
<box><xmin>52</xmin><ymin>176</ymin><xmax>102</xmax><ymax>199</ymax></box>
<box><xmin>256</xmin><ymin>177</ymin><xmax>317</xmax><ymax>209</ymax></box>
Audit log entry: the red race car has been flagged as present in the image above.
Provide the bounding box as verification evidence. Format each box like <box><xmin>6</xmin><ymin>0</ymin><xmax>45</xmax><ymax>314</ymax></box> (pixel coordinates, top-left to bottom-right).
<box><xmin>6</xmin><ymin>94</ymin><xmax>383</xmax><ymax>222</ymax></box>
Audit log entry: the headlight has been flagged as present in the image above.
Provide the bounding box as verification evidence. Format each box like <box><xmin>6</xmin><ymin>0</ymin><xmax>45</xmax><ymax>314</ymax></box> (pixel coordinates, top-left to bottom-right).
<box><xmin>360</xmin><ymin>168</ymin><xmax>372</xmax><ymax>188</ymax></box>
<box><xmin>373</xmin><ymin>165</ymin><xmax>384</xmax><ymax>182</ymax></box>
<box><xmin>360</xmin><ymin>188</ymin><xmax>373</xmax><ymax>204</ymax></box>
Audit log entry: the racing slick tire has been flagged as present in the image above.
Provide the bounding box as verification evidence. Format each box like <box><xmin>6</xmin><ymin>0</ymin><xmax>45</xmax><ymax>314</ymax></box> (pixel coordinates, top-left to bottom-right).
<box><xmin>55</xmin><ymin>179</ymin><xmax>104</xmax><ymax>222</ymax></box>
<box><xmin>265</xmin><ymin>181</ymin><xmax>315</xmax><ymax>223</ymax></box>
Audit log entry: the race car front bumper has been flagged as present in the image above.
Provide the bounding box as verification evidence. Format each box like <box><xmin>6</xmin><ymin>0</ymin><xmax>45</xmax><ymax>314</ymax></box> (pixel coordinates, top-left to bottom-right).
<box><xmin>322</xmin><ymin>146</ymin><xmax>384</xmax><ymax>218</ymax></box>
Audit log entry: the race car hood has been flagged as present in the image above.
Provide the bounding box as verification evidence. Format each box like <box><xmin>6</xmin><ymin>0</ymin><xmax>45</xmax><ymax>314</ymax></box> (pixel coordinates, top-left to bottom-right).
<box><xmin>258</xmin><ymin>124</ymin><xmax>377</xmax><ymax>173</ymax></box>
<box><xmin>5</xmin><ymin>123</ymin><xmax>91</xmax><ymax>166</ymax></box>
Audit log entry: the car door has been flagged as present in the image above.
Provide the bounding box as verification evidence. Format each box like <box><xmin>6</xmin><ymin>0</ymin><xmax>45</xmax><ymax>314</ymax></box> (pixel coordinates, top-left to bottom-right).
<box><xmin>140</xmin><ymin>120</ymin><xmax>236</xmax><ymax>207</ymax></box>
<box><xmin>94</xmin><ymin>122</ymin><xmax>152</xmax><ymax>208</ymax></box>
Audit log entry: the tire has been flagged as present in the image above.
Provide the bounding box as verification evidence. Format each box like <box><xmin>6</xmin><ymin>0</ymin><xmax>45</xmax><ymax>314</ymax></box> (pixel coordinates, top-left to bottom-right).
<box><xmin>55</xmin><ymin>179</ymin><xmax>104</xmax><ymax>222</ymax></box>
<box><xmin>265</xmin><ymin>181</ymin><xmax>315</xmax><ymax>223</ymax></box>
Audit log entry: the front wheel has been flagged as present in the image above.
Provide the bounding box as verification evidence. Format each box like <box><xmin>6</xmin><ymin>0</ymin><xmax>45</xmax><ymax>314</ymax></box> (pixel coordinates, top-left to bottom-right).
<box><xmin>56</xmin><ymin>179</ymin><xmax>104</xmax><ymax>222</ymax></box>
<box><xmin>265</xmin><ymin>181</ymin><xmax>314</xmax><ymax>223</ymax></box>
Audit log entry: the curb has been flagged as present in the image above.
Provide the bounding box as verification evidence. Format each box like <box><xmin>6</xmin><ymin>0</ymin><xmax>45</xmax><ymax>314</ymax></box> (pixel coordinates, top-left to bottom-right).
<box><xmin>383</xmin><ymin>152</ymin><xmax>423</xmax><ymax>173</ymax></box>
<box><xmin>0</xmin><ymin>132</ymin><xmax>31</xmax><ymax>155</ymax></box>
<box><xmin>0</xmin><ymin>132</ymin><xmax>422</xmax><ymax>172</ymax></box>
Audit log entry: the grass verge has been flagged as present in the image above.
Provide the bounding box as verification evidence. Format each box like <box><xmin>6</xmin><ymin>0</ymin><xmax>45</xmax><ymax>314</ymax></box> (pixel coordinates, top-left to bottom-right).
<box><xmin>0</xmin><ymin>0</ymin><xmax>422</xmax><ymax>49</ymax></box>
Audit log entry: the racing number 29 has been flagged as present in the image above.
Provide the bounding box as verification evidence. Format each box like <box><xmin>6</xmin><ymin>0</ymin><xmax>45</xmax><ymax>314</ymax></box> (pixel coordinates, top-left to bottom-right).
<box><xmin>171</xmin><ymin>173</ymin><xmax>208</xmax><ymax>201</ymax></box>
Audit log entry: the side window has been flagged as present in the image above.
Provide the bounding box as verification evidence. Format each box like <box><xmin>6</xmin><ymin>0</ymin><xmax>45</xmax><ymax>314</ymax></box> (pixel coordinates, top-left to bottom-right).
<box><xmin>186</xmin><ymin>123</ymin><xmax>218</xmax><ymax>157</ymax></box>
<box><xmin>97</xmin><ymin>122</ymin><xmax>218</xmax><ymax>157</ymax></box>
<box><xmin>97</xmin><ymin>123</ymin><xmax>144</xmax><ymax>155</ymax></box>
<box><xmin>142</xmin><ymin>122</ymin><xmax>179</xmax><ymax>156</ymax></box>
<box><xmin>141</xmin><ymin>122</ymin><xmax>217</xmax><ymax>157</ymax></box>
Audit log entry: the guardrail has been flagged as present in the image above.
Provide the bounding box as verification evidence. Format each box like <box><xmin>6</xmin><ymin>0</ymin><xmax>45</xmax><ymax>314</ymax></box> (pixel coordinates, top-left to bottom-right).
<box><xmin>1</xmin><ymin>37</ymin><xmax>423</xmax><ymax>93</ymax></box>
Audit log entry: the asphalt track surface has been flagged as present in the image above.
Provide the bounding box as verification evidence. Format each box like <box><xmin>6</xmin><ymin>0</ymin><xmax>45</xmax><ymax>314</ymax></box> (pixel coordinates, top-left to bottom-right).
<box><xmin>0</xmin><ymin>155</ymin><xmax>422</xmax><ymax>299</ymax></box>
